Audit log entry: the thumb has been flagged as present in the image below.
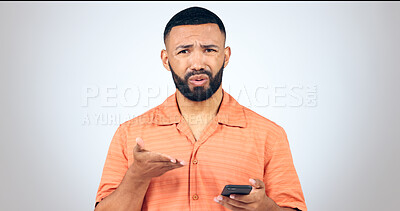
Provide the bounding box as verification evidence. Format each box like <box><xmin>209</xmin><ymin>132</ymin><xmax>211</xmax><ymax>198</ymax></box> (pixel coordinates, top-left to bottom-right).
<box><xmin>135</xmin><ymin>137</ymin><xmax>145</xmax><ymax>152</ymax></box>
<box><xmin>249</xmin><ymin>178</ymin><xmax>265</xmax><ymax>189</ymax></box>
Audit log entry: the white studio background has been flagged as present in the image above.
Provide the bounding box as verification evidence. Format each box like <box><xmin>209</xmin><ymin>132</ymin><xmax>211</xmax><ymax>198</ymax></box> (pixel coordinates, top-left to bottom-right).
<box><xmin>0</xmin><ymin>2</ymin><xmax>399</xmax><ymax>211</ymax></box>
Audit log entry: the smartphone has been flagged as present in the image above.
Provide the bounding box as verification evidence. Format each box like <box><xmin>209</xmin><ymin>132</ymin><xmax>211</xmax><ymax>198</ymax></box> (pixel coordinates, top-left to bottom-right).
<box><xmin>221</xmin><ymin>185</ymin><xmax>252</xmax><ymax>196</ymax></box>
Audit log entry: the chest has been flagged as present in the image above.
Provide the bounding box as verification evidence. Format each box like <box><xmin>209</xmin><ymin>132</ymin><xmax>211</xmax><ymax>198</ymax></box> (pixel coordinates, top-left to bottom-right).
<box><xmin>185</xmin><ymin>115</ymin><xmax>215</xmax><ymax>141</ymax></box>
<box><xmin>188</xmin><ymin>122</ymin><xmax>208</xmax><ymax>141</ymax></box>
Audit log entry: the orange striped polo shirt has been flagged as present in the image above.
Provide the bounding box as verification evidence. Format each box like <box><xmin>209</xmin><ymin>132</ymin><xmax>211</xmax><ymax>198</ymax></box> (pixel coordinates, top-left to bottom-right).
<box><xmin>96</xmin><ymin>90</ymin><xmax>307</xmax><ymax>211</ymax></box>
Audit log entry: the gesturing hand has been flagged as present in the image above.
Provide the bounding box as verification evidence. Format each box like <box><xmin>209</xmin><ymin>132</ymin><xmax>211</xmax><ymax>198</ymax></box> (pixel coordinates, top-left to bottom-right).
<box><xmin>130</xmin><ymin>137</ymin><xmax>186</xmax><ymax>179</ymax></box>
<box><xmin>214</xmin><ymin>178</ymin><xmax>281</xmax><ymax>211</ymax></box>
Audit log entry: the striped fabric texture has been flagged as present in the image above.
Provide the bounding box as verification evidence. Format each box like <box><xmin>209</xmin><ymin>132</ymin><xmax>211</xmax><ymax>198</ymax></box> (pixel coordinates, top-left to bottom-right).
<box><xmin>96</xmin><ymin>90</ymin><xmax>307</xmax><ymax>211</ymax></box>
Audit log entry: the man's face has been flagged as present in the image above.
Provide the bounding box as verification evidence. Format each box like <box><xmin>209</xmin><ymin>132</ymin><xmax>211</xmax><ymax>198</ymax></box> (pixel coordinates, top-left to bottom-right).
<box><xmin>162</xmin><ymin>23</ymin><xmax>231</xmax><ymax>101</ymax></box>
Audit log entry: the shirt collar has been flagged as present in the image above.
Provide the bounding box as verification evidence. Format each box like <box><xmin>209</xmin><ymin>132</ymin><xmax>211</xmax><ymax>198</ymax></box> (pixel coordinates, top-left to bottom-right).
<box><xmin>153</xmin><ymin>89</ymin><xmax>246</xmax><ymax>128</ymax></box>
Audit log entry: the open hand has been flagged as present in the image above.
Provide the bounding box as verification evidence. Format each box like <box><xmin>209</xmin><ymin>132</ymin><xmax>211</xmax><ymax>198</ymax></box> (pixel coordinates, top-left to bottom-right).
<box><xmin>130</xmin><ymin>137</ymin><xmax>186</xmax><ymax>179</ymax></box>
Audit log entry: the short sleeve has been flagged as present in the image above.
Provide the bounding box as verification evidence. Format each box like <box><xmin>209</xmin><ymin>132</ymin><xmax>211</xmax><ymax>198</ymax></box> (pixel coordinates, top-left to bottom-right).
<box><xmin>95</xmin><ymin>123</ymin><xmax>129</xmax><ymax>203</ymax></box>
<box><xmin>264</xmin><ymin>126</ymin><xmax>307</xmax><ymax>211</ymax></box>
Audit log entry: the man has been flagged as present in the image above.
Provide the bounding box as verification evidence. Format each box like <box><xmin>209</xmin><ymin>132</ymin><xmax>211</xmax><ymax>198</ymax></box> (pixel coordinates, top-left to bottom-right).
<box><xmin>95</xmin><ymin>6</ymin><xmax>307</xmax><ymax>211</ymax></box>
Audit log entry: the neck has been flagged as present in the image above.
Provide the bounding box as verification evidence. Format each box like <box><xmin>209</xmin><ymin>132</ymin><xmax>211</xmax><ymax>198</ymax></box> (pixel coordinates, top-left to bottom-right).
<box><xmin>176</xmin><ymin>86</ymin><xmax>223</xmax><ymax>121</ymax></box>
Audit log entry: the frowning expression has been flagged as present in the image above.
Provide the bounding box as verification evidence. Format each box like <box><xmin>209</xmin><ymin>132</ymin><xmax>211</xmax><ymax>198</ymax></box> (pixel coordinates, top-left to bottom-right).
<box><xmin>161</xmin><ymin>23</ymin><xmax>231</xmax><ymax>101</ymax></box>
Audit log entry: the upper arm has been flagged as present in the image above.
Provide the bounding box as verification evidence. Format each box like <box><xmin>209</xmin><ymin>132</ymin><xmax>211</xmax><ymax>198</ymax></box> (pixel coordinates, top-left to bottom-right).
<box><xmin>95</xmin><ymin>123</ymin><xmax>129</xmax><ymax>204</ymax></box>
<box><xmin>264</xmin><ymin>126</ymin><xmax>307</xmax><ymax>211</ymax></box>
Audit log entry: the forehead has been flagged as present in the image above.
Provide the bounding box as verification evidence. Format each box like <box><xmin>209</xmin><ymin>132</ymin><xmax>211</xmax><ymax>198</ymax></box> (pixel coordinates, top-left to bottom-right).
<box><xmin>166</xmin><ymin>23</ymin><xmax>224</xmax><ymax>49</ymax></box>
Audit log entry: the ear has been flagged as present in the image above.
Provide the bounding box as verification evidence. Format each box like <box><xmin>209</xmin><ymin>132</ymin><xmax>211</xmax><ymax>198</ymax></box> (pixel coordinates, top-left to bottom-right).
<box><xmin>223</xmin><ymin>46</ymin><xmax>231</xmax><ymax>68</ymax></box>
<box><xmin>161</xmin><ymin>49</ymin><xmax>171</xmax><ymax>71</ymax></box>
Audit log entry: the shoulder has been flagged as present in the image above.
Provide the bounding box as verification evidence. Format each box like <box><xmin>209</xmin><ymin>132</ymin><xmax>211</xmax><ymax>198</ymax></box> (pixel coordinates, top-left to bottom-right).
<box><xmin>242</xmin><ymin>106</ymin><xmax>286</xmax><ymax>139</ymax></box>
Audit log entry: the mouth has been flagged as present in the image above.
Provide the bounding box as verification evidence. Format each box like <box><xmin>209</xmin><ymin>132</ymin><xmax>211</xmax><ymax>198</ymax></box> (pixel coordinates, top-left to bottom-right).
<box><xmin>188</xmin><ymin>74</ymin><xmax>209</xmax><ymax>87</ymax></box>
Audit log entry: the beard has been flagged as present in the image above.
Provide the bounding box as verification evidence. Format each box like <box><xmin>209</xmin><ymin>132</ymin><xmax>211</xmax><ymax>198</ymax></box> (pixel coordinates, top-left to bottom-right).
<box><xmin>169</xmin><ymin>61</ymin><xmax>224</xmax><ymax>102</ymax></box>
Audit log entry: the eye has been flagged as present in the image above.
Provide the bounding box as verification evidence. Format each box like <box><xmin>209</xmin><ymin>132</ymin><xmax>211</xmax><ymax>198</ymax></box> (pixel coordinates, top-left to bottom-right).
<box><xmin>178</xmin><ymin>50</ymin><xmax>189</xmax><ymax>54</ymax></box>
<box><xmin>205</xmin><ymin>49</ymin><xmax>217</xmax><ymax>53</ymax></box>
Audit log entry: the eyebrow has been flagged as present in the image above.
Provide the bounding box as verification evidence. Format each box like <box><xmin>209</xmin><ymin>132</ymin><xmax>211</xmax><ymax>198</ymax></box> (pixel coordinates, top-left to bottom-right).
<box><xmin>175</xmin><ymin>44</ymin><xmax>220</xmax><ymax>50</ymax></box>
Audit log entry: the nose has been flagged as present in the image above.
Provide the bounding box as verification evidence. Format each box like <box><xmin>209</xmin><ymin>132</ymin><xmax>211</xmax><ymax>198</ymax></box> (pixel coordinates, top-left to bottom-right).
<box><xmin>188</xmin><ymin>50</ymin><xmax>206</xmax><ymax>71</ymax></box>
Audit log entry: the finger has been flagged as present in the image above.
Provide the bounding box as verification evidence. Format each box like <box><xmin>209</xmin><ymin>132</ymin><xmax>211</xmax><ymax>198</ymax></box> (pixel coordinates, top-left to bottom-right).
<box><xmin>176</xmin><ymin>159</ymin><xmax>187</xmax><ymax>166</ymax></box>
<box><xmin>134</xmin><ymin>143</ymin><xmax>146</xmax><ymax>153</ymax></box>
<box><xmin>249</xmin><ymin>178</ymin><xmax>265</xmax><ymax>189</ymax></box>
<box><xmin>146</xmin><ymin>152</ymin><xmax>187</xmax><ymax>166</ymax></box>
<box><xmin>228</xmin><ymin>194</ymin><xmax>256</xmax><ymax>204</ymax></box>
<box><xmin>160</xmin><ymin>163</ymin><xmax>185</xmax><ymax>171</ymax></box>
<box><xmin>135</xmin><ymin>137</ymin><xmax>146</xmax><ymax>152</ymax></box>
<box><xmin>148</xmin><ymin>152</ymin><xmax>181</xmax><ymax>163</ymax></box>
<box><xmin>214</xmin><ymin>195</ymin><xmax>247</xmax><ymax>210</ymax></box>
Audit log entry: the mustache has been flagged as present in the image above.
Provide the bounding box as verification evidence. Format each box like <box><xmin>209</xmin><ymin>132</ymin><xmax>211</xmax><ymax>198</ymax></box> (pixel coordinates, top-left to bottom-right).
<box><xmin>184</xmin><ymin>70</ymin><xmax>213</xmax><ymax>81</ymax></box>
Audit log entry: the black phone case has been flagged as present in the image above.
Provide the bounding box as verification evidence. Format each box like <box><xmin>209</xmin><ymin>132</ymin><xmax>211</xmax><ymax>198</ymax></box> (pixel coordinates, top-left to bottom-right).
<box><xmin>221</xmin><ymin>185</ymin><xmax>252</xmax><ymax>196</ymax></box>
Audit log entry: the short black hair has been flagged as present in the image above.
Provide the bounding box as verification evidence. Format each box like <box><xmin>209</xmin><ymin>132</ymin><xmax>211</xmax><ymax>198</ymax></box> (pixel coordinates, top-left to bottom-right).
<box><xmin>163</xmin><ymin>6</ymin><xmax>226</xmax><ymax>44</ymax></box>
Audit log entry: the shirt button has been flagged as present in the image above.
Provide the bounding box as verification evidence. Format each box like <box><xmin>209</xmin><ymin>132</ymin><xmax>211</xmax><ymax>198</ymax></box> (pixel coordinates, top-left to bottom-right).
<box><xmin>192</xmin><ymin>159</ymin><xmax>198</xmax><ymax>164</ymax></box>
<box><xmin>192</xmin><ymin>194</ymin><xmax>199</xmax><ymax>200</ymax></box>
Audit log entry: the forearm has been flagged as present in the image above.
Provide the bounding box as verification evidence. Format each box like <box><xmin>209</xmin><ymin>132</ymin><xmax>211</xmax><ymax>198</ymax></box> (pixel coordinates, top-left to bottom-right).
<box><xmin>95</xmin><ymin>166</ymin><xmax>151</xmax><ymax>211</ymax></box>
<box><xmin>264</xmin><ymin>195</ymin><xmax>298</xmax><ymax>211</ymax></box>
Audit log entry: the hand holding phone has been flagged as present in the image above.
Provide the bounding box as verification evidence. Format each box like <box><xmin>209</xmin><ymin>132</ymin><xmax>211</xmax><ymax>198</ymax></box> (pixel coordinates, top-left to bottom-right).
<box><xmin>216</xmin><ymin>179</ymin><xmax>275</xmax><ymax>211</ymax></box>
